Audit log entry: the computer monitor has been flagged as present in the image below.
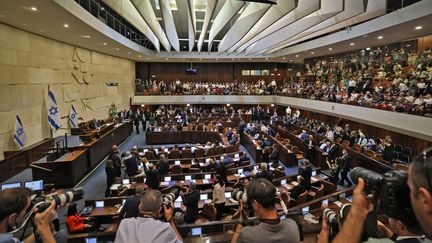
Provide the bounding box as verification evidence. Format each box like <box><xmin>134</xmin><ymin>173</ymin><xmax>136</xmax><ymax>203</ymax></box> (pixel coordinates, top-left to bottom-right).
<box><xmin>312</xmin><ymin>171</ymin><xmax>317</xmax><ymax>176</ymax></box>
<box><xmin>191</xmin><ymin>227</ymin><xmax>202</xmax><ymax>236</ymax></box>
<box><xmin>95</xmin><ymin>201</ymin><xmax>104</xmax><ymax>208</ymax></box>
<box><xmin>164</xmin><ymin>177</ymin><xmax>171</xmax><ymax>182</ymax></box>
<box><xmin>85</xmin><ymin>238</ymin><xmax>97</xmax><ymax>243</ymax></box>
<box><xmin>225</xmin><ymin>192</ymin><xmax>232</xmax><ymax>198</ymax></box>
<box><xmin>154</xmin><ymin>148</ymin><xmax>159</xmax><ymax>154</ymax></box>
<box><xmin>174</xmin><ymin>201</ymin><xmax>181</xmax><ymax>208</ymax></box>
<box><xmin>346</xmin><ymin>195</ymin><xmax>353</xmax><ymax>202</ymax></box>
<box><xmin>280</xmin><ymin>215</ymin><xmax>286</xmax><ymax>220</ymax></box>
<box><xmin>206</xmin><ymin>158</ymin><xmax>210</xmax><ymax>162</ymax></box>
<box><xmin>122</xmin><ymin>199</ymin><xmax>126</xmax><ymax>205</ymax></box>
<box><xmin>175</xmin><ymin>160</ymin><xmax>181</xmax><ymax>165</ymax></box>
<box><xmin>234</xmin><ymin>154</ymin><xmax>240</xmax><ymax>158</ymax></box>
<box><xmin>122</xmin><ymin>179</ymin><xmax>130</xmax><ymax>185</ymax></box>
<box><xmin>200</xmin><ymin>194</ymin><xmax>208</xmax><ymax>200</ymax></box>
<box><xmin>1</xmin><ymin>182</ymin><xmax>22</xmax><ymax>190</ymax></box>
<box><xmin>164</xmin><ymin>148</ymin><xmax>169</xmax><ymax>152</ymax></box>
<box><xmin>185</xmin><ymin>175</ymin><xmax>192</xmax><ymax>181</ymax></box>
<box><xmin>281</xmin><ymin>179</ymin><xmax>287</xmax><ymax>185</ymax></box>
<box><xmin>302</xmin><ymin>206</ymin><xmax>309</xmax><ymax>214</ymax></box>
<box><xmin>204</xmin><ymin>174</ymin><xmax>211</xmax><ymax>180</ymax></box>
<box><xmin>237</xmin><ymin>169</ymin><xmax>243</xmax><ymax>174</ymax></box>
<box><xmin>24</xmin><ymin>180</ymin><xmax>44</xmax><ymax>192</ymax></box>
<box><xmin>322</xmin><ymin>199</ymin><xmax>329</xmax><ymax>206</ymax></box>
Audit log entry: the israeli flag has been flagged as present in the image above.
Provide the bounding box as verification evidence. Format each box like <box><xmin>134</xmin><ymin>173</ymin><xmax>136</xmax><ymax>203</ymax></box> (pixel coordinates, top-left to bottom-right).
<box><xmin>14</xmin><ymin>115</ymin><xmax>26</xmax><ymax>149</ymax></box>
<box><xmin>47</xmin><ymin>88</ymin><xmax>61</xmax><ymax>130</ymax></box>
<box><xmin>69</xmin><ymin>105</ymin><xmax>78</xmax><ymax>128</ymax></box>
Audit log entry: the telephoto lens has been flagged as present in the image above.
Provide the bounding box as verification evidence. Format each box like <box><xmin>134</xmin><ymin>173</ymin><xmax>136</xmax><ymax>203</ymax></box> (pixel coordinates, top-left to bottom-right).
<box><xmin>324</xmin><ymin>208</ymin><xmax>339</xmax><ymax>241</ymax></box>
<box><xmin>232</xmin><ymin>189</ymin><xmax>248</xmax><ymax>203</ymax></box>
<box><xmin>163</xmin><ymin>188</ymin><xmax>179</xmax><ymax>207</ymax></box>
<box><xmin>33</xmin><ymin>187</ymin><xmax>85</xmax><ymax>212</ymax></box>
<box><xmin>350</xmin><ymin>167</ymin><xmax>384</xmax><ymax>194</ymax></box>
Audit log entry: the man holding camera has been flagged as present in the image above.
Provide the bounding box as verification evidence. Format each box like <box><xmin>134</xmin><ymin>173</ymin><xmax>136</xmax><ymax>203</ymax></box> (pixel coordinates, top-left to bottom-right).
<box><xmin>115</xmin><ymin>189</ymin><xmax>182</xmax><ymax>243</ymax></box>
<box><xmin>318</xmin><ymin>148</ymin><xmax>432</xmax><ymax>243</ymax></box>
<box><xmin>0</xmin><ymin>188</ymin><xmax>56</xmax><ymax>243</ymax></box>
<box><xmin>231</xmin><ymin>178</ymin><xmax>300</xmax><ymax>243</ymax></box>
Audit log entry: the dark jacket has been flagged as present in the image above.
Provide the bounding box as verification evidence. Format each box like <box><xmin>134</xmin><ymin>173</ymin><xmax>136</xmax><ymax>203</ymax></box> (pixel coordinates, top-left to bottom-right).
<box><xmin>157</xmin><ymin>160</ymin><xmax>170</xmax><ymax>176</ymax></box>
<box><xmin>119</xmin><ymin>195</ymin><xmax>140</xmax><ymax>220</ymax></box>
<box><xmin>124</xmin><ymin>156</ymin><xmax>139</xmax><ymax>177</ymax></box>
<box><xmin>181</xmin><ymin>190</ymin><xmax>200</xmax><ymax>223</ymax></box>
<box><xmin>145</xmin><ymin>169</ymin><xmax>159</xmax><ymax>190</ymax></box>
<box><xmin>256</xmin><ymin>170</ymin><xmax>273</xmax><ymax>182</ymax></box>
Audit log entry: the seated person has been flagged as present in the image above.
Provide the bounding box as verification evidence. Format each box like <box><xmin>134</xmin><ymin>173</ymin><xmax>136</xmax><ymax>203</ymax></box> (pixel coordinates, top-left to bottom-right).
<box><xmin>255</xmin><ymin>163</ymin><xmax>273</xmax><ymax>182</ymax></box>
<box><xmin>66</xmin><ymin>203</ymin><xmax>93</xmax><ymax>233</ymax></box>
<box><xmin>222</xmin><ymin>153</ymin><xmax>233</xmax><ymax>165</ymax></box>
<box><xmin>115</xmin><ymin>190</ymin><xmax>182</xmax><ymax>243</ymax></box>
<box><xmin>290</xmin><ymin>176</ymin><xmax>307</xmax><ymax>200</ymax></box>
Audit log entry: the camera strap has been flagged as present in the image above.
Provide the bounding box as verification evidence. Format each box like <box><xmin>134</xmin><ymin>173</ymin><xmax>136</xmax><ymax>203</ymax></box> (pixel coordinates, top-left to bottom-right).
<box><xmin>259</xmin><ymin>218</ymin><xmax>281</xmax><ymax>225</ymax></box>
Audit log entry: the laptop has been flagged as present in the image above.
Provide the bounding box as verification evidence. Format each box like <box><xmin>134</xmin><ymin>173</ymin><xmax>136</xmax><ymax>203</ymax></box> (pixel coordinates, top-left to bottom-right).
<box><xmin>24</xmin><ymin>180</ymin><xmax>44</xmax><ymax>192</ymax></box>
<box><xmin>85</xmin><ymin>237</ymin><xmax>97</xmax><ymax>243</ymax></box>
<box><xmin>302</xmin><ymin>206</ymin><xmax>309</xmax><ymax>215</ymax></box>
<box><xmin>122</xmin><ymin>179</ymin><xmax>131</xmax><ymax>185</ymax></box>
<box><xmin>225</xmin><ymin>192</ymin><xmax>232</xmax><ymax>199</ymax></box>
<box><xmin>191</xmin><ymin>227</ymin><xmax>202</xmax><ymax>236</ymax></box>
<box><xmin>164</xmin><ymin>177</ymin><xmax>171</xmax><ymax>182</ymax></box>
<box><xmin>95</xmin><ymin>201</ymin><xmax>104</xmax><ymax>208</ymax></box>
<box><xmin>200</xmin><ymin>194</ymin><xmax>208</xmax><ymax>200</ymax></box>
<box><xmin>204</xmin><ymin>174</ymin><xmax>211</xmax><ymax>180</ymax></box>
<box><xmin>281</xmin><ymin>179</ymin><xmax>287</xmax><ymax>186</ymax></box>
<box><xmin>175</xmin><ymin>160</ymin><xmax>181</xmax><ymax>165</ymax></box>
<box><xmin>185</xmin><ymin>175</ymin><xmax>192</xmax><ymax>181</ymax></box>
<box><xmin>1</xmin><ymin>182</ymin><xmax>22</xmax><ymax>190</ymax></box>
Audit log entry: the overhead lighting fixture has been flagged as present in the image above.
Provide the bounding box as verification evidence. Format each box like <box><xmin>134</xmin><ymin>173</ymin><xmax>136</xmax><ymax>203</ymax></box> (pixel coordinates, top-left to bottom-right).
<box><xmin>311</xmin><ymin>51</ymin><xmax>314</xmax><ymax>54</ymax></box>
<box><xmin>138</xmin><ymin>55</ymin><xmax>142</xmax><ymax>58</ymax></box>
<box><xmin>289</xmin><ymin>60</ymin><xmax>293</xmax><ymax>62</ymax></box>
<box><xmin>350</xmin><ymin>43</ymin><xmax>355</xmax><ymax>46</ymax></box>
<box><xmin>295</xmin><ymin>54</ymin><xmax>299</xmax><ymax>57</ymax></box>
<box><xmin>103</xmin><ymin>42</ymin><xmax>107</xmax><ymax>45</ymax></box>
<box><xmin>141</xmin><ymin>104</ymin><xmax>145</xmax><ymax>107</ymax></box>
<box><xmin>265</xmin><ymin>58</ymin><xmax>268</xmax><ymax>60</ymax></box>
<box><xmin>128</xmin><ymin>52</ymin><xmax>131</xmax><ymax>54</ymax></box>
<box><xmin>406</xmin><ymin>44</ymin><xmax>411</xmax><ymax>47</ymax></box>
<box><xmin>415</xmin><ymin>26</ymin><xmax>422</xmax><ymax>30</ymax></box>
<box><xmin>328</xmin><ymin>48</ymin><xmax>333</xmax><ymax>51</ymax></box>
<box><xmin>226</xmin><ymin>104</ymin><xmax>230</xmax><ymax>107</ymax></box>
<box><xmin>82</xmin><ymin>35</ymin><xmax>90</xmax><ymax>38</ymax></box>
<box><xmin>186</xmin><ymin>104</ymin><xmax>190</xmax><ymax>107</ymax></box>
<box><xmin>199</xmin><ymin>58</ymin><xmax>202</xmax><ymax>60</ymax></box>
<box><xmin>377</xmin><ymin>36</ymin><xmax>383</xmax><ymax>39</ymax></box>
<box><xmin>271</xmin><ymin>104</ymin><xmax>274</xmax><ymax>107</ymax></box>
<box><xmin>30</xmin><ymin>6</ymin><xmax>38</xmax><ymax>11</ymax></box>
<box><xmin>63</xmin><ymin>24</ymin><xmax>69</xmax><ymax>28</ymax></box>
<box><xmin>282</xmin><ymin>57</ymin><xmax>286</xmax><ymax>60</ymax></box>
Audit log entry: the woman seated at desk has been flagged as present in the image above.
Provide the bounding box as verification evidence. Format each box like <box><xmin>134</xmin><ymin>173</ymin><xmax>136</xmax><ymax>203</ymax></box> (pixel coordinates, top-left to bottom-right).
<box><xmin>66</xmin><ymin>203</ymin><xmax>94</xmax><ymax>233</ymax></box>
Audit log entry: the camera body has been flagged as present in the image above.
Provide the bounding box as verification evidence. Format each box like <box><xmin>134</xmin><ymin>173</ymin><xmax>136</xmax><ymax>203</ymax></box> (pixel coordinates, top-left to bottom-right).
<box><xmin>32</xmin><ymin>188</ymin><xmax>84</xmax><ymax>213</ymax></box>
<box><xmin>350</xmin><ymin>167</ymin><xmax>415</xmax><ymax>221</ymax></box>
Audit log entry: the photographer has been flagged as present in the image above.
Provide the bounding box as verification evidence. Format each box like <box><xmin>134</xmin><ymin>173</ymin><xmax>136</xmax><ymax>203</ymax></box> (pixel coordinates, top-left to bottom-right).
<box><xmin>0</xmin><ymin>188</ymin><xmax>56</xmax><ymax>243</ymax></box>
<box><xmin>115</xmin><ymin>189</ymin><xmax>182</xmax><ymax>243</ymax></box>
<box><xmin>180</xmin><ymin>182</ymin><xmax>200</xmax><ymax>224</ymax></box>
<box><xmin>231</xmin><ymin>178</ymin><xmax>300</xmax><ymax>243</ymax></box>
<box><xmin>318</xmin><ymin>148</ymin><xmax>432</xmax><ymax>243</ymax></box>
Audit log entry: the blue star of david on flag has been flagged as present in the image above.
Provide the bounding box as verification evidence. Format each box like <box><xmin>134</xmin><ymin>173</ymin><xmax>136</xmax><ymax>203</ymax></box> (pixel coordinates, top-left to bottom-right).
<box><xmin>69</xmin><ymin>105</ymin><xmax>78</xmax><ymax>128</ymax></box>
<box><xmin>14</xmin><ymin>115</ymin><xmax>26</xmax><ymax>149</ymax></box>
<box><xmin>48</xmin><ymin>88</ymin><xmax>60</xmax><ymax>130</ymax></box>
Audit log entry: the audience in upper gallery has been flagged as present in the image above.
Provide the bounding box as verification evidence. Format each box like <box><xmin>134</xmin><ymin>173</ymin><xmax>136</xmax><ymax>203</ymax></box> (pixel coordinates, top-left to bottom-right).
<box><xmin>135</xmin><ymin>45</ymin><xmax>432</xmax><ymax>117</ymax></box>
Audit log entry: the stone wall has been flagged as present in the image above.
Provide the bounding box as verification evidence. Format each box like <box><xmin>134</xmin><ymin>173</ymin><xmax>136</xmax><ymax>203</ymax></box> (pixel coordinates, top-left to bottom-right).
<box><xmin>0</xmin><ymin>23</ymin><xmax>135</xmax><ymax>159</ymax></box>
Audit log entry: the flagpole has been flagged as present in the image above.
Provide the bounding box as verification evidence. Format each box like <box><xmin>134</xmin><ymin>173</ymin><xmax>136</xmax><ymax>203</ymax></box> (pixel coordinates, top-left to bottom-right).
<box><xmin>48</xmin><ymin>85</ymin><xmax>53</xmax><ymax>139</ymax></box>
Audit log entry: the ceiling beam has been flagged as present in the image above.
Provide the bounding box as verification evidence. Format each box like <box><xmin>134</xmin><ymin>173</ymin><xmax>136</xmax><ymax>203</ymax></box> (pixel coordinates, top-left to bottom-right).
<box><xmin>236</xmin><ymin>0</ymin><xmax>320</xmax><ymax>54</ymax></box>
<box><xmin>246</xmin><ymin>0</ymin><xmax>344</xmax><ymax>54</ymax></box>
<box><xmin>208</xmin><ymin>0</ymin><xmax>245</xmax><ymax>51</ymax></box>
<box><xmin>186</xmin><ymin>0</ymin><xmax>196</xmax><ymax>52</ymax></box>
<box><xmin>102</xmin><ymin>0</ymin><xmax>160</xmax><ymax>51</ymax></box>
<box><xmin>160</xmin><ymin>0</ymin><xmax>180</xmax><ymax>52</ymax></box>
<box><xmin>197</xmin><ymin>0</ymin><xmax>217</xmax><ymax>53</ymax></box>
<box><xmin>218</xmin><ymin>2</ymin><xmax>271</xmax><ymax>53</ymax></box>
<box><xmin>130</xmin><ymin>0</ymin><xmax>171</xmax><ymax>52</ymax></box>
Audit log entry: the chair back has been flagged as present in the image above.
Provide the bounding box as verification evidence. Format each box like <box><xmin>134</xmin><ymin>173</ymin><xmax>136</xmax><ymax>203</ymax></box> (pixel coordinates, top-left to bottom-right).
<box><xmin>181</xmin><ymin>149</ymin><xmax>193</xmax><ymax>158</ymax></box>
<box><xmin>296</xmin><ymin>190</ymin><xmax>309</xmax><ymax>205</ymax></box>
<box><xmin>144</xmin><ymin>151</ymin><xmax>154</xmax><ymax>160</ymax></box>
<box><xmin>225</xmin><ymin>145</ymin><xmax>234</xmax><ymax>154</ymax></box>
<box><xmin>194</xmin><ymin>148</ymin><xmax>205</xmax><ymax>158</ymax></box>
<box><xmin>207</xmin><ymin>147</ymin><xmax>216</xmax><ymax>156</ymax></box>
<box><xmin>215</xmin><ymin>146</ymin><xmax>224</xmax><ymax>155</ymax></box>
<box><xmin>170</xmin><ymin>164</ymin><xmax>183</xmax><ymax>174</ymax></box>
<box><xmin>169</xmin><ymin>150</ymin><xmax>180</xmax><ymax>159</ymax></box>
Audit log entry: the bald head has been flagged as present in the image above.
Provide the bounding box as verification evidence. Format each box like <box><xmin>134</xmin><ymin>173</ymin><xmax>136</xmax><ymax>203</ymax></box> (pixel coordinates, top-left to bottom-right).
<box><xmin>140</xmin><ymin>190</ymin><xmax>163</xmax><ymax>213</ymax></box>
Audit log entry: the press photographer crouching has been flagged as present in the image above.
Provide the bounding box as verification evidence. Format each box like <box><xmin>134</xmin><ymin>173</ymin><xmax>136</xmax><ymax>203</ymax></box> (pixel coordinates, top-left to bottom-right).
<box><xmin>0</xmin><ymin>187</ymin><xmax>56</xmax><ymax>243</ymax></box>
<box><xmin>115</xmin><ymin>189</ymin><xmax>183</xmax><ymax>243</ymax></box>
<box><xmin>317</xmin><ymin>147</ymin><xmax>432</xmax><ymax>243</ymax></box>
<box><xmin>231</xmin><ymin>178</ymin><xmax>300</xmax><ymax>243</ymax></box>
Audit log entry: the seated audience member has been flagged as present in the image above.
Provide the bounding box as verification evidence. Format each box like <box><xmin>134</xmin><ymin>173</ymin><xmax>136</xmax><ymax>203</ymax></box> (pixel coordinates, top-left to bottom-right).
<box><xmin>119</xmin><ymin>186</ymin><xmax>146</xmax><ymax>220</ymax></box>
<box><xmin>181</xmin><ymin>182</ymin><xmax>200</xmax><ymax>224</ymax></box>
<box><xmin>231</xmin><ymin>178</ymin><xmax>300</xmax><ymax>243</ymax></box>
<box><xmin>298</xmin><ymin>130</ymin><xmax>309</xmax><ymax>141</ymax></box>
<box><xmin>255</xmin><ymin>163</ymin><xmax>273</xmax><ymax>182</ymax></box>
<box><xmin>205</xmin><ymin>158</ymin><xmax>217</xmax><ymax>172</ymax></box>
<box><xmin>269</xmin><ymin>144</ymin><xmax>279</xmax><ymax>162</ymax></box>
<box><xmin>0</xmin><ymin>188</ymin><xmax>57</xmax><ymax>243</ymax></box>
<box><xmin>115</xmin><ymin>190</ymin><xmax>182</xmax><ymax>243</ymax></box>
<box><xmin>66</xmin><ymin>203</ymin><xmax>93</xmax><ymax>233</ymax></box>
<box><xmin>290</xmin><ymin>176</ymin><xmax>308</xmax><ymax>200</ymax></box>
<box><xmin>212</xmin><ymin>175</ymin><xmax>226</xmax><ymax>220</ymax></box>
<box><xmin>230</xmin><ymin>132</ymin><xmax>239</xmax><ymax>145</ymax></box>
<box><xmin>223</xmin><ymin>153</ymin><xmax>233</xmax><ymax>165</ymax></box>
<box><xmin>145</xmin><ymin>164</ymin><xmax>160</xmax><ymax>190</ymax></box>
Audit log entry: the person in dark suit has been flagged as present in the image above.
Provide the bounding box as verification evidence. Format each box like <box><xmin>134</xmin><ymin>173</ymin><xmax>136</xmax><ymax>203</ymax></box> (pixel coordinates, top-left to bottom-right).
<box><xmin>124</xmin><ymin>151</ymin><xmax>139</xmax><ymax>177</ymax></box>
<box><xmin>290</xmin><ymin>176</ymin><xmax>307</xmax><ymax>200</ymax></box>
<box><xmin>304</xmin><ymin>135</ymin><xmax>316</xmax><ymax>161</ymax></box>
<box><xmin>255</xmin><ymin>163</ymin><xmax>273</xmax><ymax>182</ymax></box>
<box><xmin>109</xmin><ymin>145</ymin><xmax>122</xmax><ymax>177</ymax></box>
<box><xmin>119</xmin><ymin>186</ymin><xmax>146</xmax><ymax>220</ymax></box>
<box><xmin>269</xmin><ymin>144</ymin><xmax>279</xmax><ymax>162</ymax></box>
<box><xmin>327</xmin><ymin>143</ymin><xmax>341</xmax><ymax>162</ymax></box>
<box><xmin>181</xmin><ymin>182</ymin><xmax>200</xmax><ymax>224</ymax></box>
<box><xmin>298</xmin><ymin>159</ymin><xmax>312</xmax><ymax>189</ymax></box>
<box><xmin>215</xmin><ymin>161</ymin><xmax>228</xmax><ymax>186</ymax></box>
<box><xmin>339</xmin><ymin>149</ymin><xmax>352</xmax><ymax>186</ymax></box>
<box><xmin>105</xmin><ymin>160</ymin><xmax>116</xmax><ymax>197</ymax></box>
<box><xmin>156</xmin><ymin>154</ymin><xmax>170</xmax><ymax>177</ymax></box>
<box><xmin>205</xmin><ymin>158</ymin><xmax>217</xmax><ymax>172</ymax></box>
<box><xmin>144</xmin><ymin>164</ymin><xmax>159</xmax><ymax>190</ymax></box>
<box><xmin>89</xmin><ymin>118</ymin><xmax>98</xmax><ymax>130</ymax></box>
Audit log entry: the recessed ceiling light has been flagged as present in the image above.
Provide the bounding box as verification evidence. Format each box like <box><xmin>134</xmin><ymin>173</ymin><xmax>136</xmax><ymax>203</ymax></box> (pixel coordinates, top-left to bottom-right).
<box><xmin>128</xmin><ymin>52</ymin><xmax>131</xmax><ymax>54</ymax></box>
<box><xmin>328</xmin><ymin>48</ymin><xmax>333</xmax><ymax>51</ymax></box>
<box><xmin>311</xmin><ymin>51</ymin><xmax>314</xmax><ymax>54</ymax></box>
<box><xmin>282</xmin><ymin>57</ymin><xmax>286</xmax><ymax>60</ymax></box>
<box><xmin>82</xmin><ymin>35</ymin><xmax>90</xmax><ymax>38</ymax></box>
<box><xmin>63</xmin><ymin>24</ymin><xmax>69</xmax><ymax>28</ymax></box>
<box><xmin>138</xmin><ymin>55</ymin><xmax>142</xmax><ymax>58</ymax></box>
<box><xmin>350</xmin><ymin>43</ymin><xmax>355</xmax><ymax>46</ymax></box>
<box><xmin>103</xmin><ymin>42</ymin><xmax>107</xmax><ymax>45</ymax></box>
<box><xmin>265</xmin><ymin>58</ymin><xmax>268</xmax><ymax>60</ymax></box>
<box><xmin>295</xmin><ymin>54</ymin><xmax>299</xmax><ymax>57</ymax></box>
<box><xmin>415</xmin><ymin>26</ymin><xmax>422</xmax><ymax>30</ymax></box>
<box><xmin>289</xmin><ymin>59</ymin><xmax>293</xmax><ymax>62</ymax></box>
<box><xmin>30</xmin><ymin>7</ymin><xmax>38</xmax><ymax>11</ymax></box>
<box><xmin>377</xmin><ymin>36</ymin><xmax>383</xmax><ymax>39</ymax></box>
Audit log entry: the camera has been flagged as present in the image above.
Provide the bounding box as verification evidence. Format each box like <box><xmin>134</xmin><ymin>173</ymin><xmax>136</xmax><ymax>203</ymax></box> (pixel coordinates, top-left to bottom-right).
<box><xmin>232</xmin><ymin>189</ymin><xmax>248</xmax><ymax>203</ymax></box>
<box><xmin>323</xmin><ymin>208</ymin><xmax>339</xmax><ymax>241</ymax></box>
<box><xmin>351</xmin><ymin>167</ymin><xmax>415</xmax><ymax>222</ymax></box>
<box><xmin>32</xmin><ymin>188</ymin><xmax>84</xmax><ymax>213</ymax></box>
<box><xmin>163</xmin><ymin>189</ymin><xmax>179</xmax><ymax>208</ymax></box>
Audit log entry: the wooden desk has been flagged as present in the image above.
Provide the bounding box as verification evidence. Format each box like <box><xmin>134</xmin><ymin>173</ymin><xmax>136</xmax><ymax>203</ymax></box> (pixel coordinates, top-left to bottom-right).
<box><xmin>32</xmin><ymin>121</ymin><xmax>133</xmax><ymax>187</ymax></box>
<box><xmin>240</xmin><ymin>133</ymin><xmax>262</xmax><ymax>163</ymax></box>
<box><xmin>146</xmin><ymin>131</ymin><xmax>224</xmax><ymax>145</ymax></box>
